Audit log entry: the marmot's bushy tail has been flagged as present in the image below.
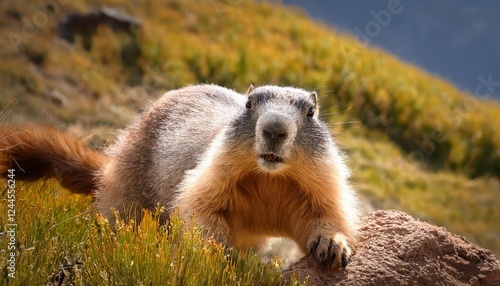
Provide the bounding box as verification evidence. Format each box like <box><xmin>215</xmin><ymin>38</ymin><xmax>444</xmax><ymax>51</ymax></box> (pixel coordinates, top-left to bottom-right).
<box><xmin>0</xmin><ymin>125</ymin><xmax>105</xmax><ymax>194</ymax></box>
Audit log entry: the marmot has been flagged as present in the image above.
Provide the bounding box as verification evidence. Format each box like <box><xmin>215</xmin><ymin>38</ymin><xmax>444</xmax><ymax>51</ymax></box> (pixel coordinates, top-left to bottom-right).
<box><xmin>0</xmin><ymin>84</ymin><xmax>359</xmax><ymax>268</ymax></box>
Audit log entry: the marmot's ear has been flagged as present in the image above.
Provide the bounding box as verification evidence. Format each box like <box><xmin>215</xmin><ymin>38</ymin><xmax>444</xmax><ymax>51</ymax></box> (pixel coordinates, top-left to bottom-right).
<box><xmin>310</xmin><ymin>91</ymin><xmax>318</xmax><ymax>107</ymax></box>
<box><xmin>247</xmin><ymin>84</ymin><xmax>255</xmax><ymax>95</ymax></box>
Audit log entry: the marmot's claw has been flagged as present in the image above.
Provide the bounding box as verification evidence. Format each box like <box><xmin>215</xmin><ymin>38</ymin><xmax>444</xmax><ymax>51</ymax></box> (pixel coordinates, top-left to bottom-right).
<box><xmin>328</xmin><ymin>238</ymin><xmax>336</xmax><ymax>261</ymax></box>
<box><xmin>341</xmin><ymin>253</ymin><xmax>349</xmax><ymax>268</ymax></box>
<box><xmin>309</xmin><ymin>244</ymin><xmax>318</xmax><ymax>258</ymax></box>
<box><xmin>307</xmin><ymin>233</ymin><xmax>352</xmax><ymax>269</ymax></box>
<box><xmin>308</xmin><ymin>235</ymin><xmax>320</xmax><ymax>258</ymax></box>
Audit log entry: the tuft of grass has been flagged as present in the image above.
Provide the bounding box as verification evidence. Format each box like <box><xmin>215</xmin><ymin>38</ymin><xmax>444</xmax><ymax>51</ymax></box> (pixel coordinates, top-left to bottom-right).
<box><xmin>0</xmin><ymin>181</ymin><xmax>305</xmax><ymax>285</ymax></box>
<box><xmin>0</xmin><ymin>181</ymin><xmax>93</xmax><ymax>285</ymax></box>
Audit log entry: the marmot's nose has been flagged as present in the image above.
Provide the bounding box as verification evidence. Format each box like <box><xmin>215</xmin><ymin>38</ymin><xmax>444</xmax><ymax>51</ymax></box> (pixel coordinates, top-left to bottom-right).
<box><xmin>263</xmin><ymin>123</ymin><xmax>288</xmax><ymax>141</ymax></box>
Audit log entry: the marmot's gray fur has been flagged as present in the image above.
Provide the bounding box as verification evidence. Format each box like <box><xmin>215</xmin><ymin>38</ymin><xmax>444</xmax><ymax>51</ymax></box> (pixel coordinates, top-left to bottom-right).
<box><xmin>0</xmin><ymin>84</ymin><xmax>359</xmax><ymax>268</ymax></box>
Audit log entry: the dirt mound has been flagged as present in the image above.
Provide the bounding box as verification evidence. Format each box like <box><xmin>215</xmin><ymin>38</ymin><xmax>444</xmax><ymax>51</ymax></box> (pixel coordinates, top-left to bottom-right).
<box><xmin>284</xmin><ymin>210</ymin><xmax>500</xmax><ymax>285</ymax></box>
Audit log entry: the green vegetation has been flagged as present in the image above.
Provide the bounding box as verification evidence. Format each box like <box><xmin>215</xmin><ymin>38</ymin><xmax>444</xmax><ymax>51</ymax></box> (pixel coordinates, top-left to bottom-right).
<box><xmin>0</xmin><ymin>181</ymin><xmax>302</xmax><ymax>285</ymax></box>
<box><xmin>0</xmin><ymin>0</ymin><xmax>499</xmax><ymax>282</ymax></box>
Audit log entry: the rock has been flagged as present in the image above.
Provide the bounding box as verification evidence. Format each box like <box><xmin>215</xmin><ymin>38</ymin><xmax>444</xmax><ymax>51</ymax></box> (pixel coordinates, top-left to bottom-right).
<box><xmin>57</xmin><ymin>6</ymin><xmax>141</xmax><ymax>50</ymax></box>
<box><xmin>283</xmin><ymin>210</ymin><xmax>500</xmax><ymax>286</ymax></box>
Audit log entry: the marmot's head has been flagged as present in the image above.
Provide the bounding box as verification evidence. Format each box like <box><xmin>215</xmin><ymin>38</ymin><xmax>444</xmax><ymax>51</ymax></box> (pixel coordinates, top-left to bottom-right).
<box><xmin>230</xmin><ymin>85</ymin><xmax>331</xmax><ymax>173</ymax></box>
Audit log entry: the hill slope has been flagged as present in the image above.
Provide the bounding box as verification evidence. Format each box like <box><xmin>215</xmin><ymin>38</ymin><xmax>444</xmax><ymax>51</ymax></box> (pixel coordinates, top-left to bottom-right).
<box><xmin>0</xmin><ymin>0</ymin><xmax>498</xmax><ymax>255</ymax></box>
<box><xmin>283</xmin><ymin>0</ymin><xmax>500</xmax><ymax>100</ymax></box>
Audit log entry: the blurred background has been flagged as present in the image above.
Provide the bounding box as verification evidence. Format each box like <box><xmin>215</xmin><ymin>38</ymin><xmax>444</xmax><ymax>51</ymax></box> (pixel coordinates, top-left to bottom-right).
<box><xmin>0</xmin><ymin>0</ymin><xmax>498</xmax><ymax>256</ymax></box>
<box><xmin>283</xmin><ymin>0</ymin><xmax>500</xmax><ymax>100</ymax></box>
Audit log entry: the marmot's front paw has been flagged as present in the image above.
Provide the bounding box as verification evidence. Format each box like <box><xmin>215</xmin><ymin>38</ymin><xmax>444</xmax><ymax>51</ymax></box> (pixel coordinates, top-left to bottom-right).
<box><xmin>307</xmin><ymin>233</ymin><xmax>352</xmax><ymax>268</ymax></box>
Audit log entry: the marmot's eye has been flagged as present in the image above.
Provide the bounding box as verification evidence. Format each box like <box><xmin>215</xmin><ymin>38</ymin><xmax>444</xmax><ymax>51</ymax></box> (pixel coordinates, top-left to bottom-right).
<box><xmin>307</xmin><ymin>107</ymin><xmax>315</xmax><ymax>117</ymax></box>
<box><xmin>246</xmin><ymin>99</ymin><xmax>252</xmax><ymax>109</ymax></box>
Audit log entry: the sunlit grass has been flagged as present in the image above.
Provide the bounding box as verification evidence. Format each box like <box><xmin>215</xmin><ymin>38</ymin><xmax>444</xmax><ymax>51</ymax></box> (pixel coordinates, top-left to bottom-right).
<box><xmin>0</xmin><ymin>181</ymin><xmax>304</xmax><ymax>285</ymax></box>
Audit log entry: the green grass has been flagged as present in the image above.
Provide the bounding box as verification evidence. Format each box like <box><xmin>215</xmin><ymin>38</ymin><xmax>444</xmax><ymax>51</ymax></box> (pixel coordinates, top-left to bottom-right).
<box><xmin>0</xmin><ymin>181</ymin><xmax>304</xmax><ymax>285</ymax></box>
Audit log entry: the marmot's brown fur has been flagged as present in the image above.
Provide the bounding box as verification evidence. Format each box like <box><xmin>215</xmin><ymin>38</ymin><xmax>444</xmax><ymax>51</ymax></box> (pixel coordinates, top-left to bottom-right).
<box><xmin>0</xmin><ymin>84</ymin><xmax>359</xmax><ymax>268</ymax></box>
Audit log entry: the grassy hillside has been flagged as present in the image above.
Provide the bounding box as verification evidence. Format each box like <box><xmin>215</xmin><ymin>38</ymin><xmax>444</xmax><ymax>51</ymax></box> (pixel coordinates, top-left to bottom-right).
<box><xmin>0</xmin><ymin>0</ymin><xmax>499</xmax><ymax>283</ymax></box>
